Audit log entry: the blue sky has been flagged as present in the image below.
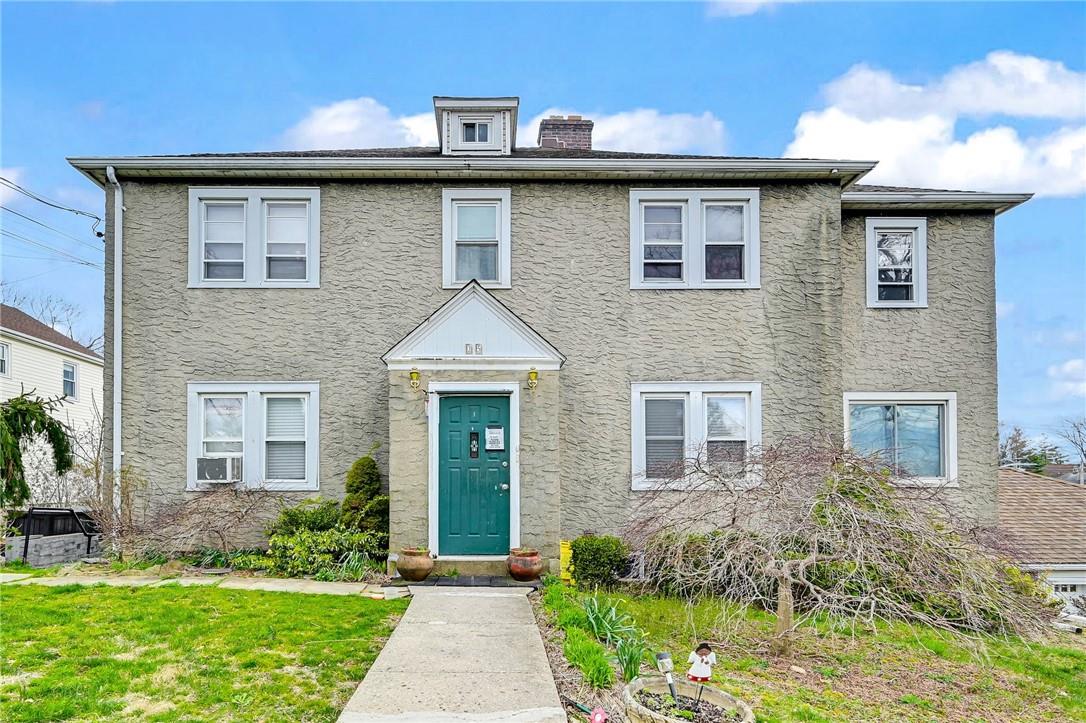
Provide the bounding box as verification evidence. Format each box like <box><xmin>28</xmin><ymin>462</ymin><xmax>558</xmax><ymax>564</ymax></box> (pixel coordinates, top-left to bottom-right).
<box><xmin>2</xmin><ymin>1</ymin><xmax>1084</xmax><ymax>450</ymax></box>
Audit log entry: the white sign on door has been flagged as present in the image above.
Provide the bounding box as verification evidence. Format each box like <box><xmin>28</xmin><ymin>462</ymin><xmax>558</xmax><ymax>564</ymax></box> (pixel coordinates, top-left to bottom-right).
<box><xmin>485</xmin><ymin>426</ymin><xmax>505</xmax><ymax>452</ymax></box>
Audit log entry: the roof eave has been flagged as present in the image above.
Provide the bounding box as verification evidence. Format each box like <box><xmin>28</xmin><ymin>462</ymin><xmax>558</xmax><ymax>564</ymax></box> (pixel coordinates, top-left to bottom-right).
<box><xmin>841</xmin><ymin>191</ymin><xmax>1033</xmax><ymax>215</ymax></box>
<box><xmin>67</xmin><ymin>156</ymin><xmax>877</xmax><ymax>186</ymax></box>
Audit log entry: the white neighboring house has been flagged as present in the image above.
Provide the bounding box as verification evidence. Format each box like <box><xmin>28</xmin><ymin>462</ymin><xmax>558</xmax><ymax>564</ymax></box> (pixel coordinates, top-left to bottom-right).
<box><xmin>0</xmin><ymin>303</ymin><xmax>104</xmax><ymax>506</ymax></box>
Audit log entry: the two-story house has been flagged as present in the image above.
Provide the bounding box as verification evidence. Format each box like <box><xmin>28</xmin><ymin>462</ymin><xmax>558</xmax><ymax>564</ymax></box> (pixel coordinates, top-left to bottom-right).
<box><xmin>0</xmin><ymin>304</ymin><xmax>104</xmax><ymax>505</ymax></box>
<box><xmin>69</xmin><ymin>95</ymin><xmax>1030</xmax><ymax>570</ymax></box>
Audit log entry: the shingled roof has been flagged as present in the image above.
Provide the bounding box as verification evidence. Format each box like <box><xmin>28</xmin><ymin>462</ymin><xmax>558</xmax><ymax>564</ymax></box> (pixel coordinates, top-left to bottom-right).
<box><xmin>0</xmin><ymin>304</ymin><xmax>102</xmax><ymax>361</ymax></box>
<box><xmin>998</xmin><ymin>468</ymin><xmax>1086</xmax><ymax>566</ymax></box>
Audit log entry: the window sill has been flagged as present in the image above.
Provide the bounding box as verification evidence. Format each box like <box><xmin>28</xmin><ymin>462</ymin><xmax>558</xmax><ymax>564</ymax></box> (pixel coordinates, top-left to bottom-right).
<box><xmin>631</xmin><ymin>281</ymin><xmax>760</xmax><ymax>291</ymax></box>
<box><xmin>186</xmin><ymin>481</ymin><xmax>319</xmax><ymax>492</ymax></box>
<box><xmin>893</xmin><ymin>478</ymin><xmax>958</xmax><ymax>488</ymax></box>
<box><xmin>867</xmin><ymin>302</ymin><xmax>929</xmax><ymax>309</ymax></box>
<box><xmin>443</xmin><ymin>280</ymin><xmax>511</xmax><ymax>290</ymax></box>
<box><xmin>188</xmin><ymin>280</ymin><xmax>320</xmax><ymax>290</ymax></box>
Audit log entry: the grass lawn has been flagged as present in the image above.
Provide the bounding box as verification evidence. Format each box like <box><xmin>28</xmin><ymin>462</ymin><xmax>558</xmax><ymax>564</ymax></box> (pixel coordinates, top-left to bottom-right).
<box><xmin>543</xmin><ymin>583</ymin><xmax>1086</xmax><ymax>722</ymax></box>
<box><xmin>0</xmin><ymin>583</ymin><xmax>407</xmax><ymax>722</ymax></box>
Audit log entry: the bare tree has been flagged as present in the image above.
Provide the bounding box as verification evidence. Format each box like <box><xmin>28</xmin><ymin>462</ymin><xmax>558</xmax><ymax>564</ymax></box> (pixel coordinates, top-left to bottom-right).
<box><xmin>627</xmin><ymin>436</ymin><xmax>1053</xmax><ymax>653</ymax></box>
<box><xmin>0</xmin><ymin>285</ymin><xmax>103</xmax><ymax>354</ymax></box>
<box><xmin>1055</xmin><ymin>417</ymin><xmax>1086</xmax><ymax>484</ymax></box>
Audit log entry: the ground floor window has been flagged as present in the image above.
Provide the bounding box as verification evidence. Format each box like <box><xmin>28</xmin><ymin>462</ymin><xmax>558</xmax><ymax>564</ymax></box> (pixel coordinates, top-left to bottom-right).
<box><xmin>187</xmin><ymin>381</ymin><xmax>319</xmax><ymax>491</ymax></box>
<box><xmin>631</xmin><ymin>382</ymin><xmax>762</xmax><ymax>490</ymax></box>
<box><xmin>843</xmin><ymin>392</ymin><xmax>957</xmax><ymax>485</ymax></box>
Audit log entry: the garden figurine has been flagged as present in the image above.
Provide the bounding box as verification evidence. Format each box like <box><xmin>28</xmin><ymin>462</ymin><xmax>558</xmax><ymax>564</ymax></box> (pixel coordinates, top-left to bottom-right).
<box><xmin>686</xmin><ymin>642</ymin><xmax>716</xmax><ymax>682</ymax></box>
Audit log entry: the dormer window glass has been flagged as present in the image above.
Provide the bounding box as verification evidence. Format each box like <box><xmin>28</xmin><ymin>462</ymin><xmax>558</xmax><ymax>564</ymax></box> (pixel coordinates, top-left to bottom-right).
<box><xmin>462</xmin><ymin>121</ymin><xmax>490</xmax><ymax>144</ymax></box>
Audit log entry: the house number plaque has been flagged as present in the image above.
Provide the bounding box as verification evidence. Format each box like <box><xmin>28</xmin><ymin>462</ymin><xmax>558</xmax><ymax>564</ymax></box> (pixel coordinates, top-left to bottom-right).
<box><xmin>485</xmin><ymin>426</ymin><xmax>505</xmax><ymax>452</ymax></box>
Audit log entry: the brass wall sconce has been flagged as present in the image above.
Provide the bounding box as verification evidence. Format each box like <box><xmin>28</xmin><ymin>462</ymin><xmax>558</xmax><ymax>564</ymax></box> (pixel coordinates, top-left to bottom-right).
<box><xmin>527</xmin><ymin>367</ymin><xmax>539</xmax><ymax>390</ymax></box>
<box><xmin>409</xmin><ymin>367</ymin><xmax>421</xmax><ymax>391</ymax></box>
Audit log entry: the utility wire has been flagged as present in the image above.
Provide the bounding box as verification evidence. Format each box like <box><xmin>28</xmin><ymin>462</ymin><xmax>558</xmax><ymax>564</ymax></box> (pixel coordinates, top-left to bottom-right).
<box><xmin>1</xmin><ymin>229</ymin><xmax>104</xmax><ymax>270</ymax></box>
<box><xmin>0</xmin><ymin>205</ymin><xmax>104</xmax><ymax>253</ymax></box>
<box><xmin>0</xmin><ymin>176</ymin><xmax>103</xmax><ymax>236</ymax></box>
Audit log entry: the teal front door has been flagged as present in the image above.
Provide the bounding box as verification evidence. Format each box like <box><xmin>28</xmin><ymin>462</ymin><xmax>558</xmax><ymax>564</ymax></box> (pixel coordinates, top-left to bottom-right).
<box><xmin>438</xmin><ymin>395</ymin><xmax>511</xmax><ymax>555</ymax></box>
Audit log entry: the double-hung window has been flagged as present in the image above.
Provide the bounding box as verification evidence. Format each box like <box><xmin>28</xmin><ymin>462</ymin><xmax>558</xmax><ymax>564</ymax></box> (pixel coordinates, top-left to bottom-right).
<box><xmin>0</xmin><ymin>342</ymin><xmax>9</xmax><ymax>377</ymax></box>
<box><xmin>630</xmin><ymin>189</ymin><xmax>760</xmax><ymax>289</ymax></box>
<box><xmin>865</xmin><ymin>218</ymin><xmax>927</xmax><ymax>308</ymax></box>
<box><xmin>188</xmin><ymin>188</ymin><xmax>320</xmax><ymax>288</ymax></box>
<box><xmin>62</xmin><ymin>362</ymin><xmax>77</xmax><ymax>398</ymax></box>
<box><xmin>442</xmin><ymin>189</ymin><xmax>512</xmax><ymax>288</ymax></box>
<box><xmin>187</xmin><ymin>382</ymin><xmax>319</xmax><ymax>491</ymax></box>
<box><xmin>631</xmin><ymin>382</ymin><xmax>762</xmax><ymax>489</ymax></box>
<box><xmin>844</xmin><ymin>392</ymin><xmax>957</xmax><ymax>485</ymax></box>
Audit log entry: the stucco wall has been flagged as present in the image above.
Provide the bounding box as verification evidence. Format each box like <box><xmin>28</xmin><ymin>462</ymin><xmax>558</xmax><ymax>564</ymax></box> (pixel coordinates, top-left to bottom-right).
<box><xmin>841</xmin><ymin>211</ymin><xmax>999</xmax><ymax>523</ymax></box>
<box><xmin>102</xmin><ymin>178</ymin><xmax>998</xmax><ymax>551</ymax></box>
<box><xmin>388</xmin><ymin>369</ymin><xmax>560</xmax><ymax>557</ymax></box>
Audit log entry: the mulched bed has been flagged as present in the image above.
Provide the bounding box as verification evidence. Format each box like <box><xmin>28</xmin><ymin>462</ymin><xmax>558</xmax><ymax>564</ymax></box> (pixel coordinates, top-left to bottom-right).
<box><xmin>636</xmin><ymin>691</ymin><xmax>744</xmax><ymax>722</ymax></box>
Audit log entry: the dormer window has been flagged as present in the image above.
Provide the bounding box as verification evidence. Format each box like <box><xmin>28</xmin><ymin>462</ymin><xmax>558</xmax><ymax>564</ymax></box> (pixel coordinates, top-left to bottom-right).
<box><xmin>462</xmin><ymin>121</ymin><xmax>490</xmax><ymax>144</ymax></box>
<box><xmin>434</xmin><ymin>97</ymin><xmax>518</xmax><ymax>156</ymax></box>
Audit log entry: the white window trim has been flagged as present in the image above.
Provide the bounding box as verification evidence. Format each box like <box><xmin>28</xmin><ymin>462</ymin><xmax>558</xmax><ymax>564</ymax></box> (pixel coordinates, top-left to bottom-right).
<box><xmin>865</xmin><ymin>217</ymin><xmax>927</xmax><ymax>308</ymax></box>
<box><xmin>441</xmin><ymin>188</ymin><xmax>512</xmax><ymax>289</ymax></box>
<box><xmin>262</xmin><ymin>393</ymin><xmax>310</xmax><ymax>485</ymax></box>
<box><xmin>631</xmin><ymin>381</ymin><xmax>762</xmax><ymax>491</ymax></box>
<box><xmin>62</xmin><ymin>361</ymin><xmax>78</xmax><ymax>400</ymax></box>
<box><xmin>188</xmin><ymin>187</ymin><xmax>320</xmax><ymax>289</ymax></box>
<box><xmin>447</xmin><ymin>112</ymin><xmax>504</xmax><ymax>153</ymax></box>
<box><xmin>630</xmin><ymin>189</ymin><xmax>760</xmax><ymax>290</ymax></box>
<box><xmin>0</xmin><ymin>341</ymin><xmax>10</xmax><ymax>377</ymax></box>
<box><xmin>842</xmin><ymin>391</ymin><xmax>957</xmax><ymax>487</ymax></box>
<box><xmin>186</xmin><ymin>381</ymin><xmax>320</xmax><ymax>491</ymax></box>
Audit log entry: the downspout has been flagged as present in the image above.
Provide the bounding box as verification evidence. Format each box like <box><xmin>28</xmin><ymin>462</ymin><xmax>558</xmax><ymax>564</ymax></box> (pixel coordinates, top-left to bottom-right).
<box><xmin>106</xmin><ymin>166</ymin><xmax>123</xmax><ymax>513</ymax></box>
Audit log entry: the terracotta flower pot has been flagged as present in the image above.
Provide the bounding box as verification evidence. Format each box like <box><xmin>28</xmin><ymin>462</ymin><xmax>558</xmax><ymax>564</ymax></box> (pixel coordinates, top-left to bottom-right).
<box><xmin>397</xmin><ymin>547</ymin><xmax>434</xmax><ymax>582</ymax></box>
<box><xmin>507</xmin><ymin>547</ymin><xmax>544</xmax><ymax>581</ymax></box>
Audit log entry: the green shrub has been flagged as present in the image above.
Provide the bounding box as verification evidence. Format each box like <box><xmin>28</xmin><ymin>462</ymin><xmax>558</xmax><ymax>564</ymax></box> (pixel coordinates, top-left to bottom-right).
<box><xmin>341</xmin><ymin>454</ymin><xmax>390</xmax><ymax>553</ymax></box>
<box><xmin>583</xmin><ymin>595</ymin><xmax>637</xmax><ymax>645</ymax></box>
<box><xmin>268</xmin><ymin>527</ymin><xmax>381</xmax><ymax>577</ymax></box>
<box><xmin>570</xmin><ymin>534</ymin><xmax>628</xmax><ymax>589</ymax></box>
<box><xmin>562</xmin><ymin>627</ymin><xmax>615</xmax><ymax>689</ymax></box>
<box><xmin>267</xmin><ymin>498</ymin><xmax>341</xmax><ymax>537</ymax></box>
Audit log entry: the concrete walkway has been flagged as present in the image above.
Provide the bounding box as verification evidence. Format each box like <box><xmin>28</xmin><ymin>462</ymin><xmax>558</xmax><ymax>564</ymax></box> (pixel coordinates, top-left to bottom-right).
<box><xmin>338</xmin><ymin>587</ymin><xmax>564</xmax><ymax>723</ymax></box>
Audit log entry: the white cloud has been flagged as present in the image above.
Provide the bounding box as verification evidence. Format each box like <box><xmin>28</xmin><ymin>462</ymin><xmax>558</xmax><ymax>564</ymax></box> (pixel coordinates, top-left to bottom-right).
<box><xmin>281</xmin><ymin>97</ymin><xmax>435</xmax><ymax>150</ymax></box>
<box><xmin>1048</xmin><ymin>358</ymin><xmax>1086</xmax><ymax>399</ymax></box>
<box><xmin>824</xmin><ymin>52</ymin><xmax>1086</xmax><ymax>121</ymax></box>
<box><xmin>785</xmin><ymin>53</ymin><xmax>1086</xmax><ymax>196</ymax></box>
<box><xmin>996</xmin><ymin>301</ymin><xmax>1016</xmax><ymax>319</ymax></box>
<box><xmin>281</xmin><ymin>97</ymin><xmax>727</xmax><ymax>156</ymax></box>
<box><xmin>706</xmin><ymin>0</ymin><xmax>797</xmax><ymax>17</ymax></box>
<box><xmin>0</xmin><ymin>167</ymin><xmax>24</xmax><ymax>205</ymax></box>
<box><xmin>523</xmin><ymin>108</ymin><xmax>726</xmax><ymax>155</ymax></box>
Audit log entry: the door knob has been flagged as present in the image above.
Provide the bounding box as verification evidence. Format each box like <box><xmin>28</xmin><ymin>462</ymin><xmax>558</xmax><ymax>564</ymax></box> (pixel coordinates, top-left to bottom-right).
<box><xmin>500</xmin><ymin>483</ymin><xmax>510</xmax><ymax>491</ymax></box>
<box><xmin>501</xmin><ymin>461</ymin><xmax>509</xmax><ymax>468</ymax></box>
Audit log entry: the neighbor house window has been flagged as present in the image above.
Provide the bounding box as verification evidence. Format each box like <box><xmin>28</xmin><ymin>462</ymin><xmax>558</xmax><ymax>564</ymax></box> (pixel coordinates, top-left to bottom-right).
<box><xmin>1054</xmin><ymin>584</ymin><xmax>1083</xmax><ymax>594</ymax></box>
<box><xmin>62</xmin><ymin>362</ymin><xmax>76</xmax><ymax>398</ymax></box>
<box><xmin>0</xmin><ymin>342</ymin><xmax>9</xmax><ymax>377</ymax></box>
<box><xmin>866</xmin><ymin>218</ymin><xmax>927</xmax><ymax>308</ymax></box>
<box><xmin>186</xmin><ymin>382</ymin><xmax>319</xmax><ymax>491</ymax></box>
<box><xmin>442</xmin><ymin>188</ymin><xmax>512</xmax><ymax>288</ymax></box>
<box><xmin>630</xmin><ymin>189</ymin><xmax>760</xmax><ymax>289</ymax></box>
<box><xmin>462</xmin><ymin>121</ymin><xmax>490</xmax><ymax>143</ymax></box>
<box><xmin>631</xmin><ymin>382</ymin><xmax>762</xmax><ymax>490</ymax></box>
<box><xmin>188</xmin><ymin>188</ymin><xmax>320</xmax><ymax>288</ymax></box>
<box><xmin>844</xmin><ymin>392</ymin><xmax>957</xmax><ymax>485</ymax></box>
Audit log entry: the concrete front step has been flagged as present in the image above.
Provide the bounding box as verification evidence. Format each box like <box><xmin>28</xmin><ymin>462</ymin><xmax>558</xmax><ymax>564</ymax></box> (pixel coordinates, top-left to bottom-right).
<box><xmin>432</xmin><ymin>558</ymin><xmax>511</xmax><ymax>577</ymax></box>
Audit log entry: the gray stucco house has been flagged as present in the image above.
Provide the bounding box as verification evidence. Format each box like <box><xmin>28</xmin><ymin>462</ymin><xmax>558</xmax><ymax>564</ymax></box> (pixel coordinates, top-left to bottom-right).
<box><xmin>70</xmin><ymin>95</ymin><xmax>1030</xmax><ymax>572</ymax></box>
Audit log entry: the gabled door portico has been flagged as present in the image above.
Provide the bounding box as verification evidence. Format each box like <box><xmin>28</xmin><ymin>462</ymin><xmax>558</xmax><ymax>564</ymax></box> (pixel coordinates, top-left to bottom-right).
<box><xmin>384</xmin><ymin>282</ymin><xmax>564</xmax><ymax>562</ymax></box>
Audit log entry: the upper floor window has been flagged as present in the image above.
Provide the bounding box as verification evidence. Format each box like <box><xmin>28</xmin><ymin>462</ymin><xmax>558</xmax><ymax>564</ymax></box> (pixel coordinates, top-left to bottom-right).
<box><xmin>844</xmin><ymin>392</ymin><xmax>957</xmax><ymax>486</ymax></box>
<box><xmin>188</xmin><ymin>187</ymin><xmax>320</xmax><ymax>289</ymax></box>
<box><xmin>866</xmin><ymin>217</ymin><xmax>927</xmax><ymax>308</ymax></box>
<box><xmin>631</xmin><ymin>382</ymin><xmax>762</xmax><ymax>490</ymax></box>
<box><xmin>0</xmin><ymin>342</ymin><xmax>9</xmax><ymax>377</ymax></box>
<box><xmin>462</xmin><ymin>121</ymin><xmax>490</xmax><ymax>144</ymax></box>
<box><xmin>442</xmin><ymin>188</ymin><xmax>512</xmax><ymax>289</ymax></box>
<box><xmin>187</xmin><ymin>381</ymin><xmax>319</xmax><ymax>491</ymax></box>
<box><xmin>630</xmin><ymin>189</ymin><xmax>760</xmax><ymax>289</ymax></box>
<box><xmin>62</xmin><ymin>362</ymin><xmax>77</xmax><ymax>398</ymax></box>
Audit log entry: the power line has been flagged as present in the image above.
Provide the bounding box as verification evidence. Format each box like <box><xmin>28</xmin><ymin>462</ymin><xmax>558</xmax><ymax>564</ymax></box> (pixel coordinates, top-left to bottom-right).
<box><xmin>1</xmin><ymin>229</ymin><xmax>104</xmax><ymax>270</ymax></box>
<box><xmin>0</xmin><ymin>176</ymin><xmax>103</xmax><ymax>236</ymax></box>
<box><xmin>0</xmin><ymin>205</ymin><xmax>104</xmax><ymax>253</ymax></box>
<box><xmin>1</xmin><ymin>268</ymin><xmax>57</xmax><ymax>285</ymax></box>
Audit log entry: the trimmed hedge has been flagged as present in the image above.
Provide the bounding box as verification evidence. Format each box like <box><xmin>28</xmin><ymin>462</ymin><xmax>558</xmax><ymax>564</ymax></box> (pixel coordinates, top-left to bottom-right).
<box><xmin>570</xmin><ymin>534</ymin><xmax>628</xmax><ymax>589</ymax></box>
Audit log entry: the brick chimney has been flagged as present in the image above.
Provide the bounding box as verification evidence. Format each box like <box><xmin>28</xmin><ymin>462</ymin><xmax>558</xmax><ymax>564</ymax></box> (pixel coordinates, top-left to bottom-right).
<box><xmin>537</xmin><ymin>115</ymin><xmax>593</xmax><ymax>150</ymax></box>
